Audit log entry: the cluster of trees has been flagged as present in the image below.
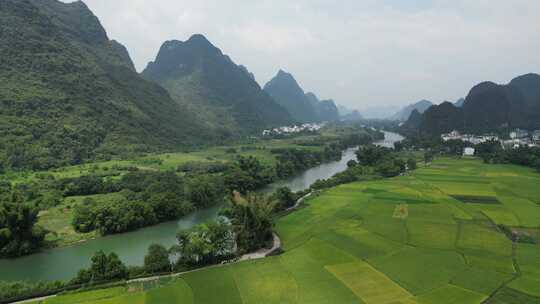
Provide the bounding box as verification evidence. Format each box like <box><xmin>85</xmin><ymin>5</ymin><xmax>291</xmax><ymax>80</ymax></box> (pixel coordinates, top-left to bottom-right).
<box><xmin>171</xmin><ymin>218</ymin><xmax>236</xmax><ymax>267</ymax></box>
<box><xmin>396</xmin><ymin>135</ymin><xmax>471</xmax><ymax>156</ymax></box>
<box><xmin>270</xmin><ymin>187</ymin><xmax>298</xmax><ymax>211</ymax></box>
<box><xmin>74</xmin><ymin>244</ymin><xmax>174</xmax><ymax>286</ymax></box>
<box><xmin>221</xmin><ymin>195</ymin><xmax>275</xmax><ymax>253</ymax></box>
<box><xmin>476</xmin><ymin>142</ymin><xmax>540</xmax><ymax>171</ymax></box>
<box><xmin>0</xmin><ymin>202</ymin><xmax>46</xmax><ymax>258</ymax></box>
<box><xmin>0</xmin><ymin>175</ymin><xmax>63</xmax><ymax>210</ymax></box>
<box><xmin>223</xmin><ymin>156</ymin><xmax>275</xmax><ymax>194</ymax></box>
<box><xmin>273</xmin><ymin>132</ymin><xmax>380</xmax><ymax>179</ymax></box>
<box><xmin>72</xmin><ymin>251</ymin><xmax>128</xmax><ymax>285</ymax></box>
<box><xmin>311</xmin><ymin>145</ymin><xmax>417</xmax><ymax>190</ymax></box>
<box><xmin>72</xmin><ymin>171</ymin><xmax>224</xmax><ymax>235</ymax></box>
<box><xmin>273</xmin><ymin>147</ymin><xmax>341</xmax><ymax>178</ymax></box>
<box><xmin>356</xmin><ymin>145</ymin><xmax>412</xmax><ymax>177</ymax></box>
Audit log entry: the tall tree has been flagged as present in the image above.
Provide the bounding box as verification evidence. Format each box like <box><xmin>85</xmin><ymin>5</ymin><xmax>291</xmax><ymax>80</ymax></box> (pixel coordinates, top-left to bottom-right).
<box><xmin>144</xmin><ymin>244</ymin><xmax>171</xmax><ymax>274</ymax></box>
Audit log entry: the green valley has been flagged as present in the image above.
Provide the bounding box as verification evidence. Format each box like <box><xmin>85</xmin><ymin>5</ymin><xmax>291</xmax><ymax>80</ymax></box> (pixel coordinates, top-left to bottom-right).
<box><xmin>1</xmin><ymin>0</ymin><xmax>540</xmax><ymax>303</ymax></box>
<box><xmin>29</xmin><ymin>157</ymin><xmax>540</xmax><ymax>304</ymax></box>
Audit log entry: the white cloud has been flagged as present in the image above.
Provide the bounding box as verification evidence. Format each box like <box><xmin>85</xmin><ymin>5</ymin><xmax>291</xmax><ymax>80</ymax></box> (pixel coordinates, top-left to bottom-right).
<box><xmin>62</xmin><ymin>0</ymin><xmax>540</xmax><ymax>110</ymax></box>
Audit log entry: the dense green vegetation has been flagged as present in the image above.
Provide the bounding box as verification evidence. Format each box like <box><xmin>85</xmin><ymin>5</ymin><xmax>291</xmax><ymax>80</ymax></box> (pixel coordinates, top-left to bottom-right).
<box><xmin>0</xmin><ymin>203</ymin><xmax>46</xmax><ymax>257</ymax></box>
<box><xmin>71</xmin><ymin>171</ymin><xmax>195</xmax><ymax>235</ymax></box>
<box><xmin>143</xmin><ymin>244</ymin><xmax>171</xmax><ymax>275</ymax></box>
<box><xmin>72</xmin><ymin>251</ymin><xmax>128</xmax><ymax>285</ymax></box>
<box><xmin>31</xmin><ymin>157</ymin><xmax>539</xmax><ymax>303</ymax></box>
<box><xmin>0</xmin><ymin>0</ymin><xmax>221</xmax><ymax>171</ymax></box>
<box><xmin>172</xmin><ymin>218</ymin><xmax>236</xmax><ymax>267</ymax></box>
<box><xmin>309</xmin><ymin>144</ymin><xmax>416</xmax><ymax>190</ymax></box>
<box><xmin>221</xmin><ymin>195</ymin><xmax>275</xmax><ymax>253</ymax></box>
<box><xmin>475</xmin><ymin>142</ymin><xmax>540</xmax><ymax>172</ymax></box>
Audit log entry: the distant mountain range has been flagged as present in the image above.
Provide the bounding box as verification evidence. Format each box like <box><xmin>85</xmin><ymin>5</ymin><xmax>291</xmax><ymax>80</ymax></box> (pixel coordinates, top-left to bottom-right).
<box><xmin>390</xmin><ymin>100</ymin><xmax>433</xmax><ymax>121</ymax></box>
<box><xmin>341</xmin><ymin>110</ymin><xmax>364</xmax><ymax>121</ymax></box>
<box><xmin>263</xmin><ymin>70</ymin><xmax>339</xmax><ymax>123</ymax></box>
<box><xmin>358</xmin><ymin>106</ymin><xmax>397</xmax><ymax>119</ymax></box>
<box><xmin>404</xmin><ymin>73</ymin><xmax>540</xmax><ymax>136</ymax></box>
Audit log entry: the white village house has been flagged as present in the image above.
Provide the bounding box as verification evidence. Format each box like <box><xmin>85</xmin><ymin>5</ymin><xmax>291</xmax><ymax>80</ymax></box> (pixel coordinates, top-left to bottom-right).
<box><xmin>463</xmin><ymin>147</ymin><xmax>475</xmax><ymax>156</ymax></box>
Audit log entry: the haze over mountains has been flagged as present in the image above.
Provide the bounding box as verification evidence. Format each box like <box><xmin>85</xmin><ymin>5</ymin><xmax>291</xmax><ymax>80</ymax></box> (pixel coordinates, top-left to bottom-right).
<box><xmin>263</xmin><ymin>70</ymin><xmax>339</xmax><ymax>123</ymax></box>
<box><xmin>141</xmin><ymin>36</ymin><xmax>293</xmax><ymax>135</ymax></box>
<box><xmin>390</xmin><ymin>100</ymin><xmax>433</xmax><ymax>121</ymax></box>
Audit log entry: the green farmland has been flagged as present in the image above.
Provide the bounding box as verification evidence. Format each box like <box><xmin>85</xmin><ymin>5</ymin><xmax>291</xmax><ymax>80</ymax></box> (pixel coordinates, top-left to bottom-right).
<box><xmin>34</xmin><ymin>157</ymin><xmax>540</xmax><ymax>304</ymax></box>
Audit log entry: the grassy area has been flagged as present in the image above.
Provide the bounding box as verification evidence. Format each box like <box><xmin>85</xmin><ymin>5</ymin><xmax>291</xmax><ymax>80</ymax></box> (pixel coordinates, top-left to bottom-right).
<box><xmin>38</xmin><ymin>193</ymin><xmax>125</xmax><ymax>247</ymax></box>
<box><xmin>29</xmin><ymin>157</ymin><xmax>540</xmax><ymax>303</ymax></box>
<box><xmin>1</xmin><ymin>135</ymin><xmax>330</xmax><ymax>184</ymax></box>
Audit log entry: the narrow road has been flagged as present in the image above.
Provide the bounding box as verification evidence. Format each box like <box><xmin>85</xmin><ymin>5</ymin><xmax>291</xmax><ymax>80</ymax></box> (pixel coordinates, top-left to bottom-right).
<box><xmin>240</xmin><ymin>233</ymin><xmax>281</xmax><ymax>261</ymax></box>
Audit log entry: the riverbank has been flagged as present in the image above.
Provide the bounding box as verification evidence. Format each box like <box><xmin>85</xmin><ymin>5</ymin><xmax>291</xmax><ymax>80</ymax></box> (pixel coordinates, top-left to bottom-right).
<box><xmin>7</xmin><ymin>213</ymin><xmax>292</xmax><ymax>304</ymax></box>
<box><xmin>7</xmin><ymin>186</ymin><xmax>318</xmax><ymax>304</ymax></box>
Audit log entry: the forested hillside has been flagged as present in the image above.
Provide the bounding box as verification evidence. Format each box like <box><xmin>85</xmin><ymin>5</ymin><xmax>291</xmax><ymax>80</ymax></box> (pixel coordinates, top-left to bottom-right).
<box><xmin>0</xmin><ymin>0</ymin><xmax>217</xmax><ymax>171</ymax></box>
<box><xmin>142</xmin><ymin>35</ymin><xmax>293</xmax><ymax>135</ymax></box>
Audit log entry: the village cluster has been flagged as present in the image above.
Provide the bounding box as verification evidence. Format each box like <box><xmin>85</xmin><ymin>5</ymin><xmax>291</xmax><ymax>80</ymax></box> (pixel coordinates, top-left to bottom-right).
<box><xmin>441</xmin><ymin>129</ymin><xmax>540</xmax><ymax>155</ymax></box>
<box><xmin>262</xmin><ymin>123</ymin><xmax>326</xmax><ymax>136</ymax></box>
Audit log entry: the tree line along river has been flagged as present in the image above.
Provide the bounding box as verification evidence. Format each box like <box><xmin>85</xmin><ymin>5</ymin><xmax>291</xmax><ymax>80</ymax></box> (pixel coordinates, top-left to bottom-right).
<box><xmin>0</xmin><ymin>131</ymin><xmax>403</xmax><ymax>282</ymax></box>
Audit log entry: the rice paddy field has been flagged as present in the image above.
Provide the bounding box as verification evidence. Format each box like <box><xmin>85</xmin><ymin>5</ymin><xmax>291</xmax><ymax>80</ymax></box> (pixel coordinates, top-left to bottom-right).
<box><xmin>32</xmin><ymin>157</ymin><xmax>540</xmax><ymax>304</ymax></box>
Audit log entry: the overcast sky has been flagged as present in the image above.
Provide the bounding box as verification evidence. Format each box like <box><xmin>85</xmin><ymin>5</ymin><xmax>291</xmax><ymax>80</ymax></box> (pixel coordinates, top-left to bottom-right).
<box><xmin>65</xmin><ymin>0</ymin><xmax>540</xmax><ymax>111</ymax></box>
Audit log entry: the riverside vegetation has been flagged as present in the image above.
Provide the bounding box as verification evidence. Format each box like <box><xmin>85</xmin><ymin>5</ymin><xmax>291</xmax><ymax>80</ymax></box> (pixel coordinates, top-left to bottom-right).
<box><xmin>0</xmin><ymin>124</ymin><xmax>381</xmax><ymax>258</ymax></box>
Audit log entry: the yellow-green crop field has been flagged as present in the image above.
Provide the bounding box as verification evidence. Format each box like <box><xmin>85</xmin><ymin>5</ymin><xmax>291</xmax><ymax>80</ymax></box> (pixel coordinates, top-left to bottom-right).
<box><xmin>34</xmin><ymin>157</ymin><xmax>540</xmax><ymax>304</ymax></box>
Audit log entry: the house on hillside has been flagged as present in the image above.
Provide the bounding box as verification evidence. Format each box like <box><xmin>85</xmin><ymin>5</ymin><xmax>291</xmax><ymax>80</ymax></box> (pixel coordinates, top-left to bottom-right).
<box><xmin>463</xmin><ymin>147</ymin><xmax>475</xmax><ymax>156</ymax></box>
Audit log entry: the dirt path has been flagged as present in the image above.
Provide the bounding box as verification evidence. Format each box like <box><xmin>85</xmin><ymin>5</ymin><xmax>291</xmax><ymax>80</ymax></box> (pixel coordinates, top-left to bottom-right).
<box><xmin>240</xmin><ymin>233</ymin><xmax>281</xmax><ymax>261</ymax></box>
<box><xmin>9</xmin><ymin>295</ymin><xmax>56</xmax><ymax>304</ymax></box>
<box><xmin>289</xmin><ymin>192</ymin><xmax>312</xmax><ymax>211</ymax></box>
